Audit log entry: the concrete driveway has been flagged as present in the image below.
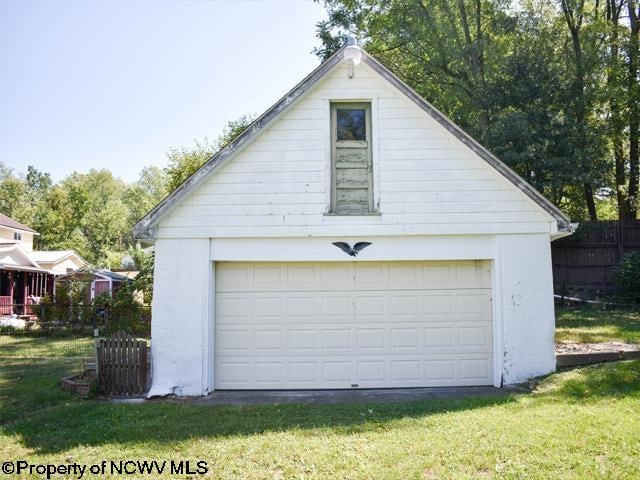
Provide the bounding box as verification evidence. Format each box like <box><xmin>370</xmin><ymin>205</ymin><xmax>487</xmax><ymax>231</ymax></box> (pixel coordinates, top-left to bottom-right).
<box><xmin>192</xmin><ymin>386</ymin><xmax>518</xmax><ymax>406</ymax></box>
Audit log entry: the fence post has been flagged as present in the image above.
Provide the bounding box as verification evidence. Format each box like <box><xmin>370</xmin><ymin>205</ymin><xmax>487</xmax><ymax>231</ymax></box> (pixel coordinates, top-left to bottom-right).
<box><xmin>40</xmin><ymin>304</ymin><xmax>46</xmax><ymax>331</ymax></box>
<box><xmin>92</xmin><ymin>310</ymin><xmax>100</xmax><ymax>381</ymax></box>
<box><xmin>617</xmin><ymin>220</ymin><xmax>624</xmax><ymax>262</ymax></box>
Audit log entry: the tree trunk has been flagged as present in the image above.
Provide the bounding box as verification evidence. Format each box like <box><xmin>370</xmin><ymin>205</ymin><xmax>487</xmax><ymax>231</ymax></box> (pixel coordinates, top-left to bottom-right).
<box><xmin>628</xmin><ymin>0</ymin><xmax>640</xmax><ymax>218</ymax></box>
<box><xmin>584</xmin><ymin>183</ymin><xmax>597</xmax><ymax>220</ymax></box>
<box><xmin>561</xmin><ymin>0</ymin><xmax>598</xmax><ymax>220</ymax></box>
<box><xmin>607</xmin><ymin>0</ymin><xmax>629</xmax><ymax>218</ymax></box>
<box><xmin>457</xmin><ymin>0</ymin><xmax>489</xmax><ymax>135</ymax></box>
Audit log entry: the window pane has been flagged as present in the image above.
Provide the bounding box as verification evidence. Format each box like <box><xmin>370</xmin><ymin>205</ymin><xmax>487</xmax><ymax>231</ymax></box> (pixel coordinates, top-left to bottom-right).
<box><xmin>336</xmin><ymin>108</ymin><xmax>366</xmax><ymax>141</ymax></box>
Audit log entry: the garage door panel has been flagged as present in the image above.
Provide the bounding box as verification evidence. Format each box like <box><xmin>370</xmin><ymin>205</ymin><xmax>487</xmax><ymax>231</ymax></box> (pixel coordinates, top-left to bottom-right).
<box><xmin>288</xmin><ymin>329</ymin><xmax>319</xmax><ymax>351</ymax></box>
<box><xmin>289</xmin><ymin>362</ymin><xmax>318</xmax><ymax>383</ymax></box>
<box><xmin>217</xmin><ymin>291</ymin><xmax>490</xmax><ymax>324</ymax></box>
<box><xmin>320</xmin><ymin>265</ymin><xmax>352</xmax><ymax>289</ymax></box>
<box><xmin>353</xmin><ymin>263</ymin><xmax>385</xmax><ymax>285</ymax></box>
<box><xmin>391</xmin><ymin>360</ymin><xmax>421</xmax><ymax>382</ymax></box>
<box><xmin>253</xmin><ymin>329</ymin><xmax>283</xmax><ymax>351</ymax></box>
<box><xmin>217</xmin><ymin>361</ymin><xmax>251</xmax><ymax>386</ymax></box>
<box><xmin>354</xmin><ymin>295</ymin><xmax>386</xmax><ymax>317</ymax></box>
<box><xmin>323</xmin><ymin>361</ymin><xmax>352</xmax><ymax>382</ymax></box>
<box><xmin>254</xmin><ymin>362</ymin><xmax>284</xmax><ymax>385</ymax></box>
<box><xmin>390</xmin><ymin>327</ymin><xmax>421</xmax><ymax>349</ymax></box>
<box><xmin>216</xmin><ymin>261</ymin><xmax>491</xmax><ymax>293</ymax></box>
<box><xmin>216</xmin><ymin>322</ymin><xmax>492</xmax><ymax>356</ymax></box>
<box><xmin>214</xmin><ymin>355</ymin><xmax>493</xmax><ymax>389</ymax></box>
<box><xmin>214</xmin><ymin>261</ymin><xmax>493</xmax><ymax>389</ymax></box>
<box><xmin>356</xmin><ymin>328</ymin><xmax>386</xmax><ymax>349</ymax></box>
<box><xmin>217</xmin><ymin>328</ymin><xmax>251</xmax><ymax>352</ymax></box>
<box><xmin>459</xmin><ymin>358</ymin><xmax>492</xmax><ymax>381</ymax></box>
<box><xmin>254</xmin><ymin>266</ymin><xmax>283</xmax><ymax>288</ymax></box>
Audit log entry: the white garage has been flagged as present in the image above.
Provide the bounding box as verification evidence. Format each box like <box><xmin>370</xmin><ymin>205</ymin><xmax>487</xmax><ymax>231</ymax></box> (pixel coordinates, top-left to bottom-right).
<box><xmin>135</xmin><ymin>42</ymin><xmax>571</xmax><ymax>396</ymax></box>
<box><xmin>214</xmin><ymin>261</ymin><xmax>492</xmax><ymax>389</ymax></box>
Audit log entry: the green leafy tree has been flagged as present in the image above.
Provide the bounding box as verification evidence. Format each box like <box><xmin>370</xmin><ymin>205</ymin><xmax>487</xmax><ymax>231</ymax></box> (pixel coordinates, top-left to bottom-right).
<box><xmin>165</xmin><ymin>114</ymin><xmax>256</xmax><ymax>192</ymax></box>
<box><xmin>314</xmin><ymin>0</ymin><xmax>622</xmax><ymax>220</ymax></box>
<box><xmin>124</xmin><ymin>166</ymin><xmax>169</xmax><ymax>237</ymax></box>
<box><xmin>56</xmin><ymin>170</ymin><xmax>130</xmax><ymax>265</ymax></box>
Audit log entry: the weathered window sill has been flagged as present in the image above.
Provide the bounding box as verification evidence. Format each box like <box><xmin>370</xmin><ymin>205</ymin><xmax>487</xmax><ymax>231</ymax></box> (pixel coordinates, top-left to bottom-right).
<box><xmin>323</xmin><ymin>212</ymin><xmax>381</xmax><ymax>217</ymax></box>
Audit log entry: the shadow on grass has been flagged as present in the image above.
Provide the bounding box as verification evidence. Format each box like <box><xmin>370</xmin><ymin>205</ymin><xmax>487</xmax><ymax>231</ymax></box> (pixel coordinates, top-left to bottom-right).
<box><xmin>3</xmin><ymin>359</ymin><xmax>640</xmax><ymax>455</ymax></box>
<box><xmin>6</xmin><ymin>393</ymin><xmax>517</xmax><ymax>454</ymax></box>
<box><xmin>0</xmin><ymin>354</ymin><xmax>523</xmax><ymax>454</ymax></box>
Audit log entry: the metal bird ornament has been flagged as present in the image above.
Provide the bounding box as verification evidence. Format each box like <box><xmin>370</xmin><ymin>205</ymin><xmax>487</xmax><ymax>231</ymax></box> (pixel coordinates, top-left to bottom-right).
<box><xmin>332</xmin><ymin>241</ymin><xmax>372</xmax><ymax>257</ymax></box>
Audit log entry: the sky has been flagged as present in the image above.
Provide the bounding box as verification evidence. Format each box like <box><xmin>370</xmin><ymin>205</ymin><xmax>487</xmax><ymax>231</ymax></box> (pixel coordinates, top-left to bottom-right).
<box><xmin>0</xmin><ymin>0</ymin><xmax>327</xmax><ymax>182</ymax></box>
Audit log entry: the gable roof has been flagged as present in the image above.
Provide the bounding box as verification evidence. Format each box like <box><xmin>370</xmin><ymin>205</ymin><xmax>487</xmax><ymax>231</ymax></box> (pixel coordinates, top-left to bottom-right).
<box><xmin>0</xmin><ymin>213</ymin><xmax>36</xmax><ymax>233</ymax></box>
<box><xmin>29</xmin><ymin>249</ymin><xmax>87</xmax><ymax>266</ymax></box>
<box><xmin>57</xmin><ymin>267</ymin><xmax>130</xmax><ymax>282</ymax></box>
<box><xmin>134</xmin><ymin>43</ymin><xmax>571</xmax><ymax>239</ymax></box>
<box><xmin>0</xmin><ymin>243</ymin><xmax>48</xmax><ymax>271</ymax></box>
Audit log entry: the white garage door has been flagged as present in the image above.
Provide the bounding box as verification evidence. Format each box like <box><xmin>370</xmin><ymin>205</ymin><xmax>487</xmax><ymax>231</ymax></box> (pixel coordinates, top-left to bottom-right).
<box><xmin>214</xmin><ymin>261</ymin><xmax>493</xmax><ymax>389</ymax></box>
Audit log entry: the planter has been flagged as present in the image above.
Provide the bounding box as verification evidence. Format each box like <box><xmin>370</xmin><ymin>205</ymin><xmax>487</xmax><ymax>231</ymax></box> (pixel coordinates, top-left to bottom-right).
<box><xmin>60</xmin><ymin>373</ymin><xmax>93</xmax><ymax>397</ymax></box>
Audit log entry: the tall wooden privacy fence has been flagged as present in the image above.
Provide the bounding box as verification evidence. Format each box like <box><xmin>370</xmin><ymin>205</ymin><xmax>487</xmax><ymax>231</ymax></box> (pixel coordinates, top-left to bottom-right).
<box><xmin>97</xmin><ymin>331</ymin><xmax>149</xmax><ymax>395</ymax></box>
<box><xmin>552</xmin><ymin>220</ymin><xmax>640</xmax><ymax>293</ymax></box>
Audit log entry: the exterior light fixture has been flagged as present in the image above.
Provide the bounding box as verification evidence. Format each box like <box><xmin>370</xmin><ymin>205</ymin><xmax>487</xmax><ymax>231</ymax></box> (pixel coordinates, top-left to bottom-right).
<box><xmin>343</xmin><ymin>39</ymin><xmax>362</xmax><ymax>78</ymax></box>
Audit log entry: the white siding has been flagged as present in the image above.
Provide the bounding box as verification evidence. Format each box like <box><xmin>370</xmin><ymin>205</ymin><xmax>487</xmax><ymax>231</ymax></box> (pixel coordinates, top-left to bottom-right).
<box><xmin>0</xmin><ymin>227</ymin><xmax>34</xmax><ymax>251</ymax></box>
<box><xmin>38</xmin><ymin>257</ymin><xmax>84</xmax><ymax>274</ymax></box>
<box><xmin>158</xmin><ymin>61</ymin><xmax>553</xmax><ymax>238</ymax></box>
<box><xmin>147</xmin><ymin>233</ymin><xmax>557</xmax><ymax>395</ymax></box>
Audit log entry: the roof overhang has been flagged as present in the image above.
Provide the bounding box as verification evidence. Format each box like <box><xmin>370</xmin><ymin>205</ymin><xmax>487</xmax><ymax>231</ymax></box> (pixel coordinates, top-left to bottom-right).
<box><xmin>0</xmin><ymin>225</ymin><xmax>39</xmax><ymax>235</ymax></box>
<box><xmin>0</xmin><ymin>243</ymin><xmax>45</xmax><ymax>270</ymax></box>
<box><xmin>32</xmin><ymin>250</ymin><xmax>88</xmax><ymax>267</ymax></box>
<box><xmin>0</xmin><ymin>264</ymin><xmax>54</xmax><ymax>274</ymax></box>
<box><xmin>133</xmin><ymin>43</ymin><xmax>572</xmax><ymax>240</ymax></box>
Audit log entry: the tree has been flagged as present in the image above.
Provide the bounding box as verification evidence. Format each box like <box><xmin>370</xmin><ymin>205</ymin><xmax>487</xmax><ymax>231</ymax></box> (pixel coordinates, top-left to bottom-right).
<box><xmin>559</xmin><ymin>0</ymin><xmax>606</xmax><ymax>220</ymax></box>
<box><xmin>55</xmin><ymin>170</ymin><xmax>130</xmax><ymax>265</ymax></box>
<box><xmin>165</xmin><ymin>114</ymin><xmax>256</xmax><ymax>192</ymax></box>
<box><xmin>124</xmin><ymin>166</ymin><xmax>169</xmax><ymax>237</ymax></box>
<box><xmin>627</xmin><ymin>0</ymin><xmax>640</xmax><ymax>217</ymax></box>
<box><xmin>314</xmin><ymin>0</ymin><xmax>619</xmax><ymax>220</ymax></box>
<box><xmin>605</xmin><ymin>0</ymin><xmax>629</xmax><ymax>218</ymax></box>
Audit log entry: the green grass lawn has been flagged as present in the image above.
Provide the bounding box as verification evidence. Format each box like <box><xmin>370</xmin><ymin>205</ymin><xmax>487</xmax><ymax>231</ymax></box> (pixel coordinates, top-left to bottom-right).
<box><xmin>555</xmin><ymin>304</ymin><xmax>640</xmax><ymax>344</ymax></box>
<box><xmin>2</xmin><ymin>336</ymin><xmax>640</xmax><ymax>478</ymax></box>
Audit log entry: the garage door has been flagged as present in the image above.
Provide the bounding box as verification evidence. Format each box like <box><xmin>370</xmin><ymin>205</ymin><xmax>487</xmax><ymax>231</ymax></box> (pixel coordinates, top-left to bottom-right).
<box><xmin>214</xmin><ymin>261</ymin><xmax>493</xmax><ymax>389</ymax></box>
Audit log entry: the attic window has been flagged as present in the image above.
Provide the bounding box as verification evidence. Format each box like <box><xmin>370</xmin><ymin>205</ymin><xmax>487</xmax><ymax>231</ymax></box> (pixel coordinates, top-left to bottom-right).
<box><xmin>336</xmin><ymin>108</ymin><xmax>366</xmax><ymax>140</ymax></box>
<box><xmin>13</xmin><ymin>232</ymin><xmax>21</xmax><ymax>241</ymax></box>
<box><xmin>330</xmin><ymin>102</ymin><xmax>373</xmax><ymax>215</ymax></box>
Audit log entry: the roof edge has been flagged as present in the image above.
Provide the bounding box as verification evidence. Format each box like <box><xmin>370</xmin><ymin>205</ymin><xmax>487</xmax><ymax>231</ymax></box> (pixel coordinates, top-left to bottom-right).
<box><xmin>134</xmin><ymin>44</ymin><xmax>350</xmax><ymax>240</ymax></box>
<box><xmin>359</xmin><ymin>52</ymin><xmax>571</xmax><ymax>233</ymax></box>
<box><xmin>32</xmin><ymin>249</ymin><xmax>89</xmax><ymax>266</ymax></box>
<box><xmin>0</xmin><ymin>243</ymin><xmax>44</xmax><ymax>269</ymax></box>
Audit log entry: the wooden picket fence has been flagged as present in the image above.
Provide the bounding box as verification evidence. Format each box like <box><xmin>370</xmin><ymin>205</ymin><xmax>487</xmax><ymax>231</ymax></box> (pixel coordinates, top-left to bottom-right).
<box><xmin>97</xmin><ymin>331</ymin><xmax>149</xmax><ymax>396</ymax></box>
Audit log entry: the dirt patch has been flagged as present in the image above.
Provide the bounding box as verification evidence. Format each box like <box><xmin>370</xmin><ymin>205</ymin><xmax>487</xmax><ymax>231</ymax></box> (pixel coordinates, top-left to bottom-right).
<box><xmin>555</xmin><ymin>342</ymin><xmax>640</xmax><ymax>355</ymax></box>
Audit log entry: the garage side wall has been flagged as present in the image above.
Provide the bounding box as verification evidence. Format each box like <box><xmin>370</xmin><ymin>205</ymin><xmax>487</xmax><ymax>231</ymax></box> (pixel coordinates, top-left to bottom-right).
<box><xmin>148</xmin><ymin>238</ymin><xmax>211</xmax><ymax>397</ymax></box>
<box><xmin>497</xmin><ymin>234</ymin><xmax>556</xmax><ymax>383</ymax></box>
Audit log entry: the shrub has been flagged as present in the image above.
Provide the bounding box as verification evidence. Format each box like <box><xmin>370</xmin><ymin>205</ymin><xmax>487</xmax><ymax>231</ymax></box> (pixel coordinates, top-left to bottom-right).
<box><xmin>616</xmin><ymin>251</ymin><xmax>640</xmax><ymax>302</ymax></box>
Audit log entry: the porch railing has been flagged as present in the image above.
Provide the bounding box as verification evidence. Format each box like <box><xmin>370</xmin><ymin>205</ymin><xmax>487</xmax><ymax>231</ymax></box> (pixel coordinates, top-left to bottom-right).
<box><xmin>0</xmin><ymin>297</ymin><xmax>11</xmax><ymax>315</ymax></box>
<box><xmin>0</xmin><ymin>299</ymin><xmax>39</xmax><ymax>316</ymax></box>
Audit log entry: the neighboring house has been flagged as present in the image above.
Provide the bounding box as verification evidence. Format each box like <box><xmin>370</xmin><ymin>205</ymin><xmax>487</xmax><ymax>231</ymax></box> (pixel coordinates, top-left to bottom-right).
<box><xmin>56</xmin><ymin>268</ymin><xmax>129</xmax><ymax>302</ymax></box>
<box><xmin>0</xmin><ymin>213</ymin><xmax>85</xmax><ymax>315</ymax></box>
<box><xmin>135</xmin><ymin>42</ymin><xmax>572</xmax><ymax>397</ymax></box>
<box><xmin>0</xmin><ymin>213</ymin><xmax>36</xmax><ymax>251</ymax></box>
<box><xmin>29</xmin><ymin>250</ymin><xmax>87</xmax><ymax>274</ymax></box>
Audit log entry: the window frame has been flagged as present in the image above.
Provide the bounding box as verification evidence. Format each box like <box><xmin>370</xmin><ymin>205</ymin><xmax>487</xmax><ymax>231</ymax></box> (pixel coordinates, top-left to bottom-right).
<box><xmin>13</xmin><ymin>232</ymin><xmax>21</xmax><ymax>241</ymax></box>
<box><xmin>330</xmin><ymin>102</ymin><xmax>374</xmax><ymax>215</ymax></box>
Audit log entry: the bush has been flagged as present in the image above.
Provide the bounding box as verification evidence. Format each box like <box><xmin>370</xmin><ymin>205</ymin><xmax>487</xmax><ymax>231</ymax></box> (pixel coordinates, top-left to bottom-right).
<box><xmin>617</xmin><ymin>251</ymin><xmax>640</xmax><ymax>302</ymax></box>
